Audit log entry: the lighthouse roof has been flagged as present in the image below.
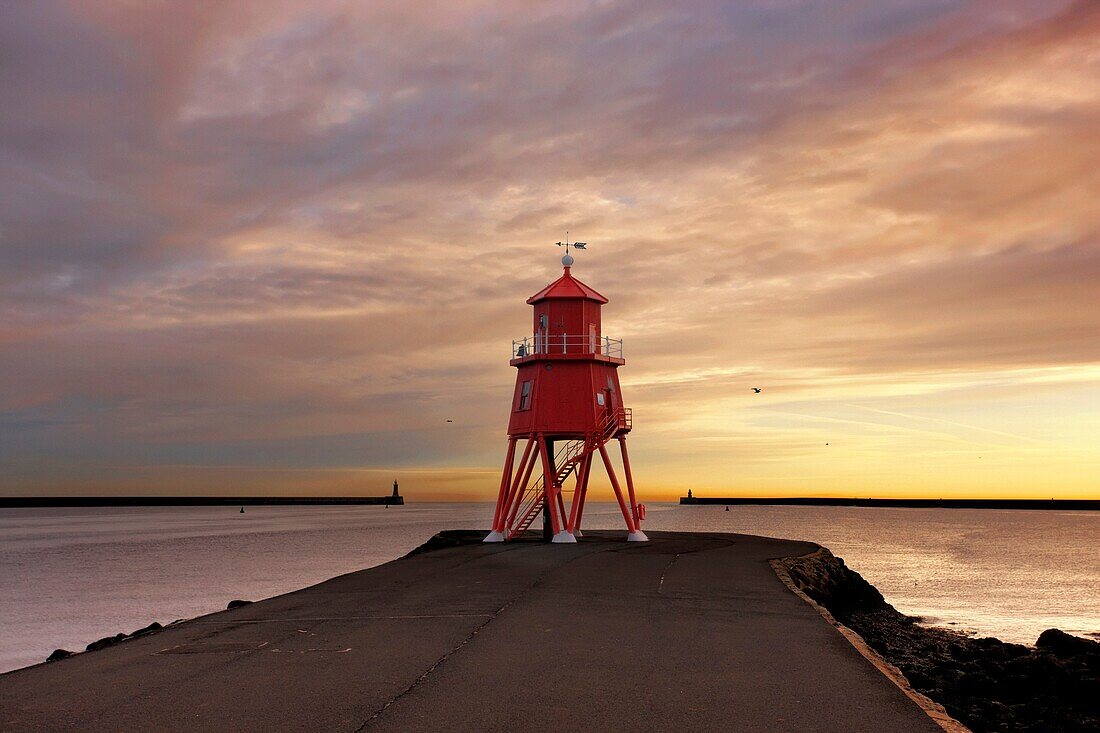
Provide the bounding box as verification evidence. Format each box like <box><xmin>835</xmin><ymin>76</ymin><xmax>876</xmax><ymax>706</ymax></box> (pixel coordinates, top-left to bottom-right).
<box><xmin>527</xmin><ymin>268</ymin><xmax>608</xmax><ymax>304</ymax></box>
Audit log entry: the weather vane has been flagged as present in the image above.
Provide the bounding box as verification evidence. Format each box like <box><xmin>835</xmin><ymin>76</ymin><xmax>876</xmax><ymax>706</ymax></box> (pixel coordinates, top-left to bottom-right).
<box><xmin>555</xmin><ymin>233</ymin><xmax>587</xmax><ymax>256</ymax></box>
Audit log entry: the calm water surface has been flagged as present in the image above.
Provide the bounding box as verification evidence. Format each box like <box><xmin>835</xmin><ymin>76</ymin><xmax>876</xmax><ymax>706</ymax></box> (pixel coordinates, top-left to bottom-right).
<box><xmin>1</xmin><ymin>503</ymin><xmax>1097</xmax><ymax>673</ymax></box>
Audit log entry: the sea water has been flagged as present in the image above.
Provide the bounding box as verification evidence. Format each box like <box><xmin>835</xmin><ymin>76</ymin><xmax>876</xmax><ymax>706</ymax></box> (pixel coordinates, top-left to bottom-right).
<box><xmin>0</xmin><ymin>503</ymin><xmax>1097</xmax><ymax>673</ymax></box>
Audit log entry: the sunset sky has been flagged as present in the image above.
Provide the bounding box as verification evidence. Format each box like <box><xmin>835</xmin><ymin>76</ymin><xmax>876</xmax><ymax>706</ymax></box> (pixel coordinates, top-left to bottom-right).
<box><xmin>2</xmin><ymin>1</ymin><xmax>1098</xmax><ymax>500</ymax></box>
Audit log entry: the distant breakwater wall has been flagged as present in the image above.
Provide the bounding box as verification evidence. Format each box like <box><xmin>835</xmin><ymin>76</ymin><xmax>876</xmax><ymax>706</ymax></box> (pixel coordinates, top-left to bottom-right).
<box><xmin>681</xmin><ymin>497</ymin><xmax>1100</xmax><ymax>510</ymax></box>
<box><xmin>776</xmin><ymin>549</ymin><xmax>1100</xmax><ymax>733</ymax></box>
<box><xmin>0</xmin><ymin>496</ymin><xmax>403</xmax><ymax>507</ymax></box>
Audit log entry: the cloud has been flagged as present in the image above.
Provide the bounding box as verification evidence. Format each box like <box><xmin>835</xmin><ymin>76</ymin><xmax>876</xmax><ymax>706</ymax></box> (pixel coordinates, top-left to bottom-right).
<box><xmin>1</xmin><ymin>0</ymin><xmax>1097</xmax><ymax>498</ymax></box>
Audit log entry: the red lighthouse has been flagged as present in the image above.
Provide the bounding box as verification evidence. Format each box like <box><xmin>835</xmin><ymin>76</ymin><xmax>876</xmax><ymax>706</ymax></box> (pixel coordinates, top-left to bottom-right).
<box><xmin>485</xmin><ymin>245</ymin><xmax>647</xmax><ymax>543</ymax></box>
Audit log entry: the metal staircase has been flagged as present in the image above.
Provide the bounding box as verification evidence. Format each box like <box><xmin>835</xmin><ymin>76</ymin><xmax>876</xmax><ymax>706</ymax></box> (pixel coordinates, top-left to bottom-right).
<box><xmin>506</xmin><ymin>408</ymin><xmax>631</xmax><ymax>539</ymax></box>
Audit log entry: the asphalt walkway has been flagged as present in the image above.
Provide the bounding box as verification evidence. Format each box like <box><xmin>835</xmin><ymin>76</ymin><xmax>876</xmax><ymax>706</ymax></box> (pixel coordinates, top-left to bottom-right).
<box><xmin>0</xmin><ymin>531</ymin><xmax>942</xmax><ymax>732</ymax></box>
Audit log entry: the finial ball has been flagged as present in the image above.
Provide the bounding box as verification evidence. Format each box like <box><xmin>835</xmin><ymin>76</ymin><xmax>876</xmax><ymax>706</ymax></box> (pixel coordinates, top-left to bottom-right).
<box><xmin>562</xmin><ymin>253</ymin><xmax>574</xmax><ymax>267</ymax></box>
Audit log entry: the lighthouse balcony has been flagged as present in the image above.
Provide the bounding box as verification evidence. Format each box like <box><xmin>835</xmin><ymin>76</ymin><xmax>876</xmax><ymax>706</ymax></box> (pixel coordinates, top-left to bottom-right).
<box><xmin>510</xmin><ymin>334</ymin><xmax>624</xmax><ymax>364</ymax></box>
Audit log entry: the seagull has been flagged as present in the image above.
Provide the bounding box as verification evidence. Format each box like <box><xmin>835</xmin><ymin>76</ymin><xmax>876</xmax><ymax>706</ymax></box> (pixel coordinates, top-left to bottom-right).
<box><xmin>446</xmin><ymin>419</ymin><xmax>454</xmax><ymax>423</ymax></box>
<box><xmin>751</xmin><ymin>387</ymin><xmax>762</xmax><ymax>394</ymax></box>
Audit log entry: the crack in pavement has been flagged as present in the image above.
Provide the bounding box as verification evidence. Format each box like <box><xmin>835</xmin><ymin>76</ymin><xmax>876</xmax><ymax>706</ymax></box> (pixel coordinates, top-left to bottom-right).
<box><xmin>351</xmin><ymin>547</ymin><xmax>596</xmax><ymax>732</ymax></box>
<box><xmin>657</xmin><ymin>553</ymin><xmax>681</xmax><ymax>593</ymax></box>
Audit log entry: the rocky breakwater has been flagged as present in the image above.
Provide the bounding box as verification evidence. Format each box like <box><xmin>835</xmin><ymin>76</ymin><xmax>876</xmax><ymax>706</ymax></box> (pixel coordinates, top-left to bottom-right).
<box><xmin>778</xmin><ymin>549</ymin><xmax>1099</xmax><ymax>733</ymax></box>
<box><xmin>43</xmin><ymin>599</ymin><xmax>252</xmax><ymax>666</ymax></box>
<box><xmin>45</xmin><ymin>621</ymin><xmax>164</xmax><ymax>663</ymax></box>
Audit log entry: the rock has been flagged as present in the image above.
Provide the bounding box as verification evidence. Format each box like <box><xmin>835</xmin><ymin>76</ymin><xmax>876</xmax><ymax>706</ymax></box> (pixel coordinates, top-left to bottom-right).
<box><xmin>130</xmin><ymin>621</ymin><xmax>162</xmax><ymax>637</ymax></box>
<box><xmin>778</xmin><ymin>550</ymin><xmax>1100</xmax><ymax>733</ymax></box>
<box><xmin>86</xmin><ymin>633</ymin><xmax>127</xmax><ymax>652</ymax></box>
<box><xmin>226</xmin><ymin>599</ymin><xmax>253</xmax><ymax>610</ymax></box>
<box><xmin>1036</xmin><ymin>628</ymin><xmax>1100</xmax><ymax>659</ymax></box>
<box><xmin>780</xmin><ymin>548</ymin><xmax>887</xmax><ymax>614</ymax></box>
<box><xmin>406</xmin><ymin>530</ymin><xmax>489</xmax><ymax>556</ymax></box>
<box><xmin>46</xmin><ymin>649</ymin><xmax>75</xmax><ymax>662</ymax></box>
<box><xmin>78</xmin><ymin>621</ymin><xmax>163</xmax><ymax>654</ymax></box>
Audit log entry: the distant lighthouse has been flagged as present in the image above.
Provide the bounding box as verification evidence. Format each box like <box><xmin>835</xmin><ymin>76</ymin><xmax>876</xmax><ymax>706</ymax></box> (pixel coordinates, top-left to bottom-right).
<box><xmin>484</xmin><ymin>243</ymin><xmax>647</xmax><ymax>543</ymax></box>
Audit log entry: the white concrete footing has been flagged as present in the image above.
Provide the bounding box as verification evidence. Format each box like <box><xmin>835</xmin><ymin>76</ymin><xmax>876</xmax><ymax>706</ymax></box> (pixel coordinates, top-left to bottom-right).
<box><xmin>627</xmin><ymin>530</ymin><xmax>650</xmax><ymax>542</ymax></box>
<box><xmin>483</xmin><ymin>531</ymin><xmax>505</xmax><ymax>543</ymax></box>
<box><xmin>551</xmin><ymin>531</ymin><xmax>577</xmax><ymax>544</ymax></box>
<box><xmin>573</xmin><ymin>529</ymin><xmax>583</xmax><ymax>538</ymax></box>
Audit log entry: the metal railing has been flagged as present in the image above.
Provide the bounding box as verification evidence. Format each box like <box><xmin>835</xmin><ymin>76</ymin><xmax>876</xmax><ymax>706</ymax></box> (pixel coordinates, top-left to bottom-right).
<box><xmin>605</xmin><ymin>407</ymin><xmax>632</xmax><ymax>434</ymax></box>
<box><xmin>512</xmin><ymin>334</ymin><xmax>623</xmax><ymax>359</ymax></box>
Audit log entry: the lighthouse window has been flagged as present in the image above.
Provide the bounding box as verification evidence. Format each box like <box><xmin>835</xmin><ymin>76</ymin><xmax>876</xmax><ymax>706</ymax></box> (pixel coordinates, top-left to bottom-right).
<box><xmin>517</xmin><ymin>380</ymin><xmax>532</xmax><ymax>411</ymax></box>
<box><xmin>596</xmin><ymin>392</ymin><xmax>605</xmax><ymax>406</ymax></box>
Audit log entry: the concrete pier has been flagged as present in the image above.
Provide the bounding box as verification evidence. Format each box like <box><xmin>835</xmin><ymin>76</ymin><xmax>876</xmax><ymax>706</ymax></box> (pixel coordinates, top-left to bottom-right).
<box><xmin>0</xmin><ymin>531</ymin><xmax>941</xmax><ymax>732</ymax></box>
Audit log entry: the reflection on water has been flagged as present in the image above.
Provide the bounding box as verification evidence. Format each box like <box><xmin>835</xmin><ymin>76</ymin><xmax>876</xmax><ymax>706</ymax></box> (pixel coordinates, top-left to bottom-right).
<box><xmin>1</xmin><ymin>503</ymin><xmax>1097</xmax><ymax>672</ymax></box>
<box><xmin>639</xmin><ymin>503</ymin><xmax>1100</xmax><ymax>645</ymax></box>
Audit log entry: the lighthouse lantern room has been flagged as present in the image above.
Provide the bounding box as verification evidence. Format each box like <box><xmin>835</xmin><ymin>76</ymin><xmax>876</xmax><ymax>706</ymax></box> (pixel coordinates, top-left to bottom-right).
<box><xmin>485</xmin><ymin>244</ymin><xmax>647</xmax><ymax>543</ymax></box>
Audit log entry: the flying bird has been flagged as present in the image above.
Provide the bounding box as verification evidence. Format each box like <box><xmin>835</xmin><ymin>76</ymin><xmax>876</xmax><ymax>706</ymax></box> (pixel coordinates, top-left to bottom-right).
<box><xmin>446</xmin><ymin>419</ymin><xmax>454</xmax><ymax>423</ymax></box>
<box><xmin>751</xmin><ymin>387</ymin><xmax>762</xmax><ymax>393</ymax></box>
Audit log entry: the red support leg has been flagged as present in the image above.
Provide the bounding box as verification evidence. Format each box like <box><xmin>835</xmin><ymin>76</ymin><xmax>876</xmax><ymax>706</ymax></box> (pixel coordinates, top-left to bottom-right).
<box><xmin>599</xmin><ymin>444</ymin><xmax>637</xmax><ymax>534</ymax></box>
<box><xmin>488</xmin><ymin>438</ymin><xmax>517</xmax><ymax>538</ymax></box>
<box><xmin>540</xmin><ymin>437</ymin><xmax>575</xmax><ymax>542</ymax></box>
<box><xmin>539</xmin><ymin>433</ymin><xmax>558</xmax><ymax>530</ymax></box>
<box><xmin>574</xmin><ymin>453</ymin><xmax>593</xmax><ymax>535</ymax></box>
<box><xmin>618</xmin><ymin>437</ymin><xmax>647</xmax><ymax>541</ymax></box>
<box><xmin>619</xmin><ymin>437</ymin><xmax>638</xmax><ymax>525</ymax></box>
<box><xmin>499</xmin><ymin>438</ymin><xmax>533</xmax><ymax>529</ymax></box>
<box><xmin>504</xmin><ymin>440</ymin><xmax>539</xmax><ymax>533</ymax></box>
<box><xmin>555</xmin><ymin>489</ymin><xmax>568</xmax><ymax>530</ymax></box>
<box><xmin>566</xmin><ymin>453</ymin><xmax>589</xmax><ymax>533</ymax></box>
<box><xmin>538</xmin><ymin>437</ymin><xmax>560</xmax><ymax>534</ymax></box>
